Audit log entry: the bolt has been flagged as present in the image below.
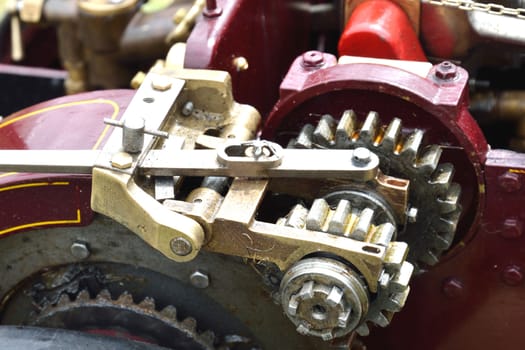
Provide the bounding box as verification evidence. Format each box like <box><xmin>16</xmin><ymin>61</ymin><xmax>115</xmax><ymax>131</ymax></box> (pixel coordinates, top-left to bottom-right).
<box><xmin>352</xmin><ymin>147</ymin><xmax>371</xmax><ymax>166</ymax></box>
<box><xmin>302</xmin><ymin>51</ymin><xmax>325</xmax><ymax>68</ymax></box>
<box><xmin>111</xmin><ymin>152</ymin><xmax>133</xmax><ymax>169</ymax></box>
<box><xmin>203</xmin><ymin>0</ymin><xmax>222</xmax><ymax>17</ymax></box>
<box><xmin>296</xmin><ymin>323</ymin><xmax>310</xmax><ymax>335</ymax></box>
<box><xmin>501</xmin><ymin>218</ymin><xmax>523</xmax><ymax>239</ymax></box>
<box><xmin>502</xmin><ymin>265</ymin><xmax>523</xmax><ymax>286</ymax></box>
<box><xmin>498</xmin><ymin>171</ymin><xmax>522</xmax><ymax>193</ymax></box>
<box><xmin>190</xmin><ymin>270</ymin><xmax>210</xmax><ymax>288</ymax></box>
<box><xmin>434</xmin><ymin>61</ymin><xmax>458</xmax><ymax>81</ymax></box>
<box><xmin>407</xmin><ymin>207</ymin><xmax>418</xmax><ymax>223</ymax></box>
<box><xmin>181</xmin><ymin>101</ymin><xmax>194</xmax><ymax>116</ymax></box>
<box><xmin>70</xmin><ymin>241</ymin><xmax>90</xmax><ymax>260</ymax></box>
<box><xmin>151</xmin><ymin>76</ymin><xmax>172</xmax><ymax>91</ymax></box>
<box><xmin>442</xmin><ymin>277</ymin><xmax>464</xmax><ymax>298</ymax></box>
<box><xmin>170</xmin><ymin>237</ymin><xmax>192</xmax><ymax>256</ymax></box>
<box><xmin>233</xmin><ymin>56</ymin><xmax>249</xmax><ymax>72</ymax></box>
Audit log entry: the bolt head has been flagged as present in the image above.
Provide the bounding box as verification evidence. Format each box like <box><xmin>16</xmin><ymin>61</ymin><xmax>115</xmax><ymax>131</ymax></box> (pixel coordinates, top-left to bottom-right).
<box><xmin>498</xmin><ymin>171</ymin><xmax>522</xmax><ymax>193</ymax></box>
<box><xmin>170</xmin><ymin>237</ymin><xmax>192</xmax><ymax>256</ymax></box>
<box><xmin>181</xmin><ymin>101</ymin><xmax>194</xmax><ymax>116</ymax></box>
<box><xmin>502</xmin><ymin>265</ymin><xmax>523</xmax><ymax>286</ymax></box>
<box><xmin>70</xmin><ymin>241</ymin><xmax>90</xmax><ymax>260</ymax></box>
<box><xmin>501</xmin><ymin>218</ymin><xmax>523</xmax><ymax>239</ymax></box>
<box><xmin>190</xmin><ymin>270</ymin><xmax>210</xmax><ymax>289</ymax></box>
<box><xmin>111</xmin><ymin>152</ymin><xmax>133</xmax><ymax>169</ymax></box>
<box><xmin>434</xmin><ymin>61</ymin><xmax>458</xmax><ymax>81</ymax></box>
<box><xmin>407</xmin><ymin>207</ymin><xmax>418</xmax><ymax>223</ymax></box>
<box><xmin>151</xmin><ymin>76</ymin><xmax>172</xmax><ymax>91</ymax></box>
<box><xmin>302</xmin><ymin>51</ymin><xmax>325</xmax><ymax>68</ymax></box>
<box><xmin>352</xmin><ymin>147</ymin><xmax>371</xmax><ymax>166</ymax></box>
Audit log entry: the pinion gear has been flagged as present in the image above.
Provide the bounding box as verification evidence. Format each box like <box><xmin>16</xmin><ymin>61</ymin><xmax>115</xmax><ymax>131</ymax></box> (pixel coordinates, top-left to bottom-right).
<box><xmin>289</xmin><ymin>110</ymin><xmax>462</xmax><ymax>268</ymax></box>
<box><xmin>30</xmin><ymin>289</ymin><xmax>216</xmax><ymax>350</ymax></box>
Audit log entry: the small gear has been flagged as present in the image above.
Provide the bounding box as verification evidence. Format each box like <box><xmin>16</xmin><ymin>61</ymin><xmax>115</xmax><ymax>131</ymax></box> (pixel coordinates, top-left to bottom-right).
<box><xmin>277</xmin><ymin>200</ymin><xmax>413</xmax><ymax>336</ymax></box>
<box><xmin>29</xmin><ymin>289</ymin><xmax>216</xmax><ymax>350</ymax></box>
<box><xmin>289</xmin><ymin>110</ymin><xmax>462</xmax><ymax>268</ymax></box>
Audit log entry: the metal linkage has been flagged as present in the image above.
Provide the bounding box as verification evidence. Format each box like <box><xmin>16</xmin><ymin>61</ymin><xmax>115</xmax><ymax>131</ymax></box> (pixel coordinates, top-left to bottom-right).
<box><xmin>422</xmin><ymin>0</ymin><xmax>525</xmax><ymax>19</ymax></box>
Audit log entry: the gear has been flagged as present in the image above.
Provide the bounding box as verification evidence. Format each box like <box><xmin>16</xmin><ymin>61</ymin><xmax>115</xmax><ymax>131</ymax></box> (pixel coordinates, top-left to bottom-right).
<box><xmin>289</xmin><ymin>110</ymin><xmax>462</xmax><ymax>268</ymax></box>
<box><xmin>29</xmin><ymin>289</ymin><xmax>216</xmax><ymax>350</ymax></box>
<box><xmin>277</xmin><ymin>199</ymin><xmax>413</xmax><ymax>336</ymax></box>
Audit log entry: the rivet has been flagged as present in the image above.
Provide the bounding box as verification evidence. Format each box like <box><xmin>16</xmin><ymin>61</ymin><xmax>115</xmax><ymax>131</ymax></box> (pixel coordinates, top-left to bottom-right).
<box><xmin>498</xmin><ymin>171</ymin><xmax>521</xmax><ymax>193</ymax></box>
<box><xmin>501</xmin><ymin>218</ymin><xmax>523</xmax><ymax>239</ymax></box>
<box><xmin>352</xmin><ymin>147</ymin><xmax>371</xmax><ymax>166</ymax></box>
<box><xmin>190</xmin><ymin>270</ymin><xmax>210</xmax><ymax>289</ymax></box>
<box><xmin>233</xmin><ymin>56</ymin><xmax>249</xmax><ymax>72</ymax></box>
<box><xmin>70</xmin><ymin>241</ymin><xmax>90</xmax><ymax>260</ymax></box>
<box><xmin>502</xmin><ymin>265</ymin><xmax>523</xmax><ymax>286</ymax></box>
<box><xmin>442</xmin><ymin>277</ymin><xmax>464</xmax><ymax>298</ymax></box>
<box><xmin>170</xmin><ymin>237</ymin><xmax>192</xmax><ymax>256</ymax></box>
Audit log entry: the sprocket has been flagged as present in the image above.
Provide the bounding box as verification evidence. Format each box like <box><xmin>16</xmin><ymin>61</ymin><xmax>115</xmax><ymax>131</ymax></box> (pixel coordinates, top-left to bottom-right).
<box><xmin>289</xmin><ymin>110</ymin><xmax>462</xmax><ymax>269</ymax></box>
<box><xmin>30</xmin><ymin>289</ymin><xmax>216</xmax><ymax>350</ymax></box>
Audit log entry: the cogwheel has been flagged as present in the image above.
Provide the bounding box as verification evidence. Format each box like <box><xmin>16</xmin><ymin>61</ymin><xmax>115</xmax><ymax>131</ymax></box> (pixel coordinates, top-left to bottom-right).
<box><xmin>277</xmin><ymin>201</ymin><xmax>413</xmax><ymax>336</ymax></box>
<box><xmin>29</xmin><ymin>289</ymin><xmax>216</xmax><ymax>350</ymax></box>
<box><xmin>289</xmin><ymin>110</ymin><xmax>462</xmax><ymax>268</ymax></box>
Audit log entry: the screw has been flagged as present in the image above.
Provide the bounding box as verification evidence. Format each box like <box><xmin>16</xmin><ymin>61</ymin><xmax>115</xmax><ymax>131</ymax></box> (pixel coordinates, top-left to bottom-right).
<box><xmin>502</xmin><ymin>265</ymin><xmax>523</xmax><ymax>286</ymax></box>
<box><xmin>151</xmin><ymin>76</ymin><xmax>172</xmax><ymax>91</ymax></box>
<box><xmin>203</xmin><ymin>0</ymin><xmax>222</xmax><ymax>17</ymax></box>
<box><xmin>233</xmin><ymin>56</ymin><xmax>249</xmax><ymax>72</ymax></box>
<box><xmin>352</xmin><ymin>147</ymin><xmax>371</xmax><ymax>166</ymax></box>
<box><xmin>434</xmin><ymin>61</ymin><xmax>458</xmax><ymax>81</ymax></box>
<box><xmin>442</xmin><ymin>277</ymin><xmax>464</xmax><ymax>298</ymax></box>
<box><xmin>111</xmin><ymin>152</ymin><xmax>133</xmax><ymax>169</ymax></box>
<box><xmin>190</xmin><ymin>270</ymin><xmax>210</xmax><ymax>288</ymax></box>
<box><xmin>70</xmin><ymin>241</ymin><xmax>90</xmax><ymax>260</ymax></box>
<box><xmin>498</xmin><ymin>171</ymin><xmax>522</xmax><ymax>193</ymax></box>
<box><xmin>170</xmin><ymin>237</ymin><xmax>192</xmax><ymax>256</ymax></box>
<box><xmin>501</xmin><ymin>218</ymin><xmax>523</xmax><ymax>239</ymax></box>
<box><xmin>407</xmin><ymin>207</ymin><xmax>418</xmax><ymax>223</ymax></box>
<box><xmin>302</xmin><ymin>51</ymin><xmax>324</xmax><ymax>68</ymax></box>
<box><xmin>181</xmin><ymin>101</ymin><xmax>194</xmax><ymax>116</ymax></box>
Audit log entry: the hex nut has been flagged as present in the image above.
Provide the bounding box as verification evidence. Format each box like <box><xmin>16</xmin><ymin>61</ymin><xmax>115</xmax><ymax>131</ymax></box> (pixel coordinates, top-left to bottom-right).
<box><xmin>111</xmin><ymin>152</ymin><xmax>133</xmax><ymax>169</ymax></box>
<box><xmin>70</xmin><ymin>241</ymin><xmax>90</xmax><ymax>260</ymax></box>
<box><xmin>190</xmin><ymin>270</ymin><xmax>210</xmax><ymax>289</ymax></box>
<box><xmin>434</xmin><ymin>61</ymin><xmax>458</xmax><ymax>81</ymax></box>
<box><xmin>151</xmin><ymin>76</ymin><xmax>173</xmax><ymax>91</ymax></box>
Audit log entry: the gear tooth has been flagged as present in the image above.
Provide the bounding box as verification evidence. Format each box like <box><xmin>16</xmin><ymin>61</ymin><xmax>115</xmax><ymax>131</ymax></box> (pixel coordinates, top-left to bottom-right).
<box><xmin>182</xmin><ymin>317</ymin><xmax>197</xmax><ymax>332</ymax></box>
<box><xmin>420</xmin><ymin>249</ymin><xmax>440</xmax><ymax>266</ymax></box>
<box><xmin>312</xmin><ymin>114</ymin><xmax>336</xmax><ymax>147</ymax></box>
<box><xmin>327</xmin><ymin>200</ymin><xmax>351</xmax><ymax>235</ymax></box>
<box><xmin>200</xmin><ymin>330</ymin><xmax>215</xmax><ymax>345</ymax></box>
<box><xmin>292</xmin><ymin>124</ymin><xmax>314</xmax><ymax>149</ymax></box>
<box><xmin>430</xmin><ymin>163</ymin><xmax>455</xmax><ymax>196</ymax></box>
<box><xmin>98</xmin><ymin>289</ymin><xmax>112</xmax><ymax>301</ymax></box>
<box><xmin>436</xmin><ymin>209</ymin><xmax>461</xmax><ymax>233</ymax></box>
<box><xmin>76</xmin><ymin>289</ymin><xmax>90</xmax><ymax>302</ymax></box>
<box><xmin>417</xmin><ymin>145</ymin><xmax>442</xmax><ymax>176</ymax></box>
<box><xmin>359</xmin><ymin>111</ymin><xmax>379</xmax><ymax>143</ymax></box>
<box><xmin>350</xmin><ymin>207</ymin><xmax>374</xmax><ymax>241</ymax></box>
<box><xmin>438</xmin><ymin>183</ymin><xmax>461</xmax><ymax>214</ymax></box>
<box><xmin>57</xmin><ymin>293</ymin><xmax>71</xmax><ymax>307</ymax></box>
<box><xmin>380</xmin><ymin>118</ymin><xmax>402</xmax><ymax>151</ymax></box>
<box><xmin>356</xmin><ymin>323</ymin><xmax>370</xmax><ymax>336</ymax></box>
<box><xmin>400</xmin><ymin>129</ymin><xmax>424</xmax><ymax>162</ymax></box>
<box><xmin>335</xmin><ymin>110</ymin><xmax>356</xmax><ymax>147</ymax></box>
<box><xmin>160</xmin><ymin>305</ymin><xmax>178</xmax><ymax>319</ymax></box>
<box><xmin>433</xmin><ymin>230</ymin><xmax>455</xmax><ymax>251</ymax></box>
<box><xmin>306</xmin><ymin>198</ymin><xmax>330</xmax><ymax>231</ymax></box>
<box><xmin>371</xmin><ymin>311</ymin><xmax>390</xmax><ymax>327</ymax></box>
<box><xmin>370</xmin><ymin>223</ymin><xmax>395</xmax><ymax>246</ymax></box>
<box><xmin>139</xmin><ymin>296</ymin><xmax>156</xmax><ymax>310</ymax></box>
<box><xmin>284</xmin><ymin>204</ymin><xmax>308</xmax><ymax>229</ymax></box>
<box><xmin>117</xmin><ymin>291</ymin><xmax>133</xmax><ymax>304</ymax></box>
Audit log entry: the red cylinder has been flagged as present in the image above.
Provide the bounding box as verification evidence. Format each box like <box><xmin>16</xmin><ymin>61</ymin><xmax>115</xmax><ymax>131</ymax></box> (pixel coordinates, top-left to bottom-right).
<box><xmin>338</xmin><ymin>0</ymin><xmax>426</xmax><ymax>61</ymax></box>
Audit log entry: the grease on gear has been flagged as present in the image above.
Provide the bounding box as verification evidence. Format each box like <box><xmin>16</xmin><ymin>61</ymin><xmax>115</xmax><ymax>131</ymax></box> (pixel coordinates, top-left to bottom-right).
<box><xmin>289</xmin><ymin>110</ymin><xmax>462</xmax><ymax>268</ymax></box>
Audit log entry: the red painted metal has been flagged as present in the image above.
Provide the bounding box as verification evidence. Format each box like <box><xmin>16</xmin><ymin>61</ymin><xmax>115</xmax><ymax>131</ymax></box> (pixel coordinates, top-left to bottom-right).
<box><xmin>338</xmin><ymin>0</ymin><xmax>426</xmax><ymax>61</ymax></box>
<box><xmin>0</xmin><ymin>90</ymin><xmax>134</xmax><ymax>236</ymax></box>
<box><xmin>184</xmin><ymin>0</ymin><xmax>314</xmax><ymax>116</ymax></box>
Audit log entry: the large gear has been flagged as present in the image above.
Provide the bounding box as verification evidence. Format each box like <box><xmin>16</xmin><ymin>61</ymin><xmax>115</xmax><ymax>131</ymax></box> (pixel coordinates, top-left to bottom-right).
<box><xmin>29</xmin><ymin>289</ymin><xmax>216</xmax><ymax>350</ymax></box>
<box><xmin>289</xmin><ymin>110</ymin><xmax>462</xmax><ymax>268</ymax></box>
